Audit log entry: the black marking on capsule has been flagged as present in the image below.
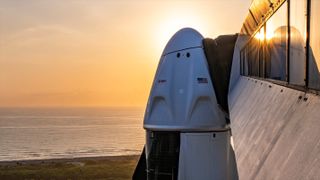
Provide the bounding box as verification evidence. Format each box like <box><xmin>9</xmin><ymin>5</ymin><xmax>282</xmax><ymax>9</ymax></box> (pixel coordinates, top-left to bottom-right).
<box><xmin>197</xmin><ymin>77</ymin><xmax>208</xmax><ymax>84</ymax></box>
<box><xmin>158</xmin><ymin>79</ymin><xmax>167</xmax><ymax>83</ymax></box>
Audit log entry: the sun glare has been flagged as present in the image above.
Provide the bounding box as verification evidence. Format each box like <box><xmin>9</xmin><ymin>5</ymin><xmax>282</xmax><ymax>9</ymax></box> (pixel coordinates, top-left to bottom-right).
<box><xmin>266</xmin><ymin>31</ymin><xmax>274</xmax><ymax>40</ymax></box>
<box><xmin>154</xmin><ymin>11</ymin><xmax>208</xmax><ymax>54</ymax></box>
<box><xmin>254</xmin><ymin>31</ymin><xmax>264</xmax><ymax>40</ymax></box>
<box><xmin>254</xmin><ymin>28</ymin><xmax>274</xmax><ymax>41</ymax></box>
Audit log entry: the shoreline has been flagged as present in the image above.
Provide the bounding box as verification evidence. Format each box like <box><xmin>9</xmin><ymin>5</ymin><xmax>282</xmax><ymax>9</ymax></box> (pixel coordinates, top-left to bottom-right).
<box><xmin>0</xmin><ymin>155</ymin><xmax>140</xmax><ymax>179</ymax></box>
<box><xmin>0</xmin><ymin>154</ymin><xmax>140</xmax><ymax>166</ymax></box>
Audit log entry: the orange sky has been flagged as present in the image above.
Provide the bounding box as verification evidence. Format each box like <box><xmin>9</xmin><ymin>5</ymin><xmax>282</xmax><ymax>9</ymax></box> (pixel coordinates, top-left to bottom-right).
<box><xmin>0</xmin><ymin>0</ymin><xmax>251</xmax><ymax>107</ymax></box>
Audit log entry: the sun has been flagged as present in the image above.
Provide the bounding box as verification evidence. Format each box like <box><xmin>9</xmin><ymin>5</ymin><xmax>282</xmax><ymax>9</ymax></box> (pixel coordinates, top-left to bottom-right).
<box><xmin>154</xmin><ymin>10</ymin><xmax>208</xmax><ymax>54</ymax></box>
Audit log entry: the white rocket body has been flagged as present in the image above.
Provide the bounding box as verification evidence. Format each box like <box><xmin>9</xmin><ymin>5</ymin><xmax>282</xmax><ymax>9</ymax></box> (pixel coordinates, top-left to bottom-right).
<box><xmin>142</xmin><ymin>28</ymin><xmax>237</xmax><ymax>180</ymax></box>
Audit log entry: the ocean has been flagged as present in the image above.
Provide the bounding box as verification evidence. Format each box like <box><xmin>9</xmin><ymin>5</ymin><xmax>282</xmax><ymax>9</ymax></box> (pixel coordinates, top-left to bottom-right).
<box><xmin>0</xmin><ymin>107</ymin><xmax>145</xmax><ymax>161</ymax></box>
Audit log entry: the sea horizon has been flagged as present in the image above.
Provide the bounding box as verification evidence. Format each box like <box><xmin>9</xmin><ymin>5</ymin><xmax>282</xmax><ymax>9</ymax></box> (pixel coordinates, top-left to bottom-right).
<box><xmin>0</xmin><ymin>106</ymin><xmax>145</xmax><ymax>162</ymax></box>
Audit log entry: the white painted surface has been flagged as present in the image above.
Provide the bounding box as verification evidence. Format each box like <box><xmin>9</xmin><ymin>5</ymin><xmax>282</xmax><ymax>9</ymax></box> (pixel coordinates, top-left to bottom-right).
<box><xmin>229</xmin><ymin>76</ymin><xmax>320</xmax><ymax>180</ymax></box>
<box><xmin>178</xmin><ymin>132</ymin><xmax>236</xmax><ymax>180</ymax></box>
<box><xmin>144</xmin><ymin>28</ymin><xmax>226</xmax><ymax>131</ymax></box>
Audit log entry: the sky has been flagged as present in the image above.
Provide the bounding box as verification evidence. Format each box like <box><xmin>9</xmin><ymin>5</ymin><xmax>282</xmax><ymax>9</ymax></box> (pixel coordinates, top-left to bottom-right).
<box><xmin>0</xmin><ymin>0</ymin><xmax>251</xmax><ymax>107</ymax></box>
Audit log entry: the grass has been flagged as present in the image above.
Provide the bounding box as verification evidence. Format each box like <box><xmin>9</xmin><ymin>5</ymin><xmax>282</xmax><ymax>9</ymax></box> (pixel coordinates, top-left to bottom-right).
<box><xmin>0</xmin><ymin>155</ymin><xmax>139</xmax><ymax>180</ymax></box>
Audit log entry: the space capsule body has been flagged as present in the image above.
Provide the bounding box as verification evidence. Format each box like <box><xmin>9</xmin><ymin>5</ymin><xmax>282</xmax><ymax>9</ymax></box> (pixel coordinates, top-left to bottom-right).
<box><xmin>134</xmin><ymin>28</ymin><xmax>238</xmax><ymax>180</ymax></box>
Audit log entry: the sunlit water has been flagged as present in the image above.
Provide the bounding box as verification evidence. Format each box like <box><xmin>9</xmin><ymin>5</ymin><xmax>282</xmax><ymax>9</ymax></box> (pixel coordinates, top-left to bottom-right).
<box><xmin>0</xmin><ymin>107</ymin><xmax>145</xmax><ymax>161</ymax></box>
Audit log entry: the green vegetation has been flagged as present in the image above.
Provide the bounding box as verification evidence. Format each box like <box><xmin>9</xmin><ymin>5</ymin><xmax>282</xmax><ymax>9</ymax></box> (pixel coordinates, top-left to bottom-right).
<box><xmin>0</xmin><ymin>155</ymin><xmax>139</xmax><ymax>180</ymax></box>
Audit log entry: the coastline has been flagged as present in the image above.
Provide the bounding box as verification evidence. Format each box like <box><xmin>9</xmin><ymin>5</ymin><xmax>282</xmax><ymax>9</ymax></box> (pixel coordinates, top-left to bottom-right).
<box><xmin>0</xmin><ymin>155</ymin><xmax>140</xmax><ymax>166</ymax></box>
<box><xmin>0</xmin><ymin>155</ymin><xmax>140</xmax><ymax>179</ymax></box>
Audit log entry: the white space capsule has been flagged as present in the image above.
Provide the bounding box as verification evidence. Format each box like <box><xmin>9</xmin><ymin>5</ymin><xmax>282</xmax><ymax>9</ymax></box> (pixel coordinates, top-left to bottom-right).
<box><xmin>144</xmin><ymin>28</ymin><xmax>226</xmax><ymax>131</ymax></box>
<box><xmin>136</xmin><ymin>28</ymin><xmax>238</xmax><ymax>180</ymax></box>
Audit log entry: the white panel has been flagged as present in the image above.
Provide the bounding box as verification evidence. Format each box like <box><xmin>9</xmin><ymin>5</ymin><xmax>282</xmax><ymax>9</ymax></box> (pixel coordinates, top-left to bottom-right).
<box><xmin>230</xmin><ymin>77</ymin><xmax>320</xmax><ymax>179</ymax></box>
<box><xmin>178</xmin><ymin>132</ymin><xmax>230</xmax><ymax>180</ymax></box>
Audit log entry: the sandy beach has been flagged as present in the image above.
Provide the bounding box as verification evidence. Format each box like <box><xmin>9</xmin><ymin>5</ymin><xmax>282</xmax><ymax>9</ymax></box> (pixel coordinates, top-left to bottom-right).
<box><xmin>0</xmin><ymin>155</ymin><xmax>140</xmax><ymax>180</ymax></box>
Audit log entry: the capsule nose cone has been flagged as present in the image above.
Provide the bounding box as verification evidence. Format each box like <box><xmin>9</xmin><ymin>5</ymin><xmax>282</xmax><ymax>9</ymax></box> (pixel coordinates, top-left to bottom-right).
<box><xmin>144</xmin><ymin>28</ymin><xmax>227</xmax><ymax>131</ymax></box>
<box><xmin>162</xmin><ymin>28</ymin><xmax>204</xmax><ymax>55</ymax></box>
